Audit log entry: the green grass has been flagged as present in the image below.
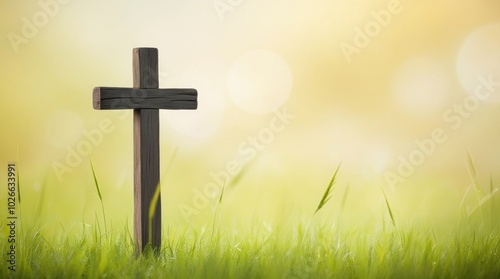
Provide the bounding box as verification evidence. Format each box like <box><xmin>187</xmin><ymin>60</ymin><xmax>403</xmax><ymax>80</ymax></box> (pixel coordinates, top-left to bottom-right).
<box><xmin>2</xmin><ymin>158</ymin><xmax>500</xmax><ymax>278</ymax></box>
<box><xmin>2</xmin><ymin>221</ymin><xmax>500</xmax><ymax>278</ymax></box>
<box><xmin>314</xmin><ymin>163</ymin><xmax>341</xmax><ymax>215</ymax></box>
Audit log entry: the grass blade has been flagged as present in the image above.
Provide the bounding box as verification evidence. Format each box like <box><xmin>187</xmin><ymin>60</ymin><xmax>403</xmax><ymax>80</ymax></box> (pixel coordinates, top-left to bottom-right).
<box><xmin>314</xmin><ymin>163</ymin><xmax>342</xmax><ymax>215</ymax></box>
<box><xmin>466</xmin><ymin>151</ymin><xmax>483</xmax><ymax>199</ymax></box>
<box><xmin>227</xmin><ymin>159</ymin><xmax>253</xmax><ymax>189</ymax></box>
<box><xmin>148</xmin><ymin>181</ymin><xmax>161</xmax><ymax>249</ymax></box>
<box><xmin>466</xmin><ymin>188</ymin><xmax>498</xmax><ymax>218</ymax></box>
<box><xmin>89</xmin><ymin>158</ymin><xmax>103</xmax><ymax>201</ymax></box>
<box><xmin>466</xmin><ymin>151</ymin><xmax>485</xmax><ymax>222</ymax></box>
<box><xmin>458</xmin><ymin>183</ymin><xmax>473</xmax><ymax>229</ymax></box>
<box><xmin>381</xmin><ymin>186</ymin><xmax>396</xmax><ymax>227</ymax></box>
<box><xmin>16</xmin><ymin>145</ymin><xmax>21</xmax><ymax>204</ymax></box>
<box><xmin>219</xmin><ymin>181</ymin><xmax>226</xmax><ymax>205</ymax></box>
<box><xmin>89</xmin><ymin>158</ymin><xmax>107</xmax><ymax>234</ymax></box>
<box><xmin>212</xmin><ymin>180</ymin><xmax>226</xmax><ymax>240</ymax></box>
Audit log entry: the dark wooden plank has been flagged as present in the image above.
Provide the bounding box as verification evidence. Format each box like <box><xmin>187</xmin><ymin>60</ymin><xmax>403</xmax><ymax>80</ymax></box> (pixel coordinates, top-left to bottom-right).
<box><xmin>93</xmin><ymin>87</ymin><xmax>198</xmax><ymax>110</ymax></box>
<box><xmin>133</xmin><ymin>48</ymin><xmax>162</xmax><ymax>255</ymax></box>
<box><xmin>134</xmin><ymin>48</ymin><xmax>158</xmax><ymax>89</ymax></box>
<box><xmin>134</xmin><ymin>109</ymin><xmax>161</xmax><ymax>254</ymax></box>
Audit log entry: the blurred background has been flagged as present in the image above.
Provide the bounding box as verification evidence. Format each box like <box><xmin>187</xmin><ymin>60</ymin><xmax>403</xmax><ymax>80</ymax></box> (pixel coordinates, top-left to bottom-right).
<box><xmin>1</xmin><ymin>0</ymin><xmax>500</xmax><ymax>234</ymax></box>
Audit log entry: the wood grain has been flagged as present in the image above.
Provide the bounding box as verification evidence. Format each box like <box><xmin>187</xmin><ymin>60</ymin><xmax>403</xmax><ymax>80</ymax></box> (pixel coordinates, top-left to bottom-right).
<box><xmin>93</xmin><ymin>87</ymin><xmax>197</xmax><ymax>110</ymax></box>
<box><xmin>133</xmin><ymin>48</ymin><xmax>162</xmax><ymax>255</ymax></box>
<box><xmin>134</xmin><ymin>109</ymin><xmax>161</xmax><ymax>255</ymax></box>
<box><xmin>134</xmin><ymin>48</ymin><xmax>158</xmax><ymax>89</ymax></box>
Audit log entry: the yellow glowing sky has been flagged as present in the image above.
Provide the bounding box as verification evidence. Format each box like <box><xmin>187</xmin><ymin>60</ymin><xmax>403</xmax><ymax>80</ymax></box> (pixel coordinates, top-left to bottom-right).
<box><xmin>2</xmin><ymin>0</ymin><xmax>500</xmax><ymax>225</ymax></box>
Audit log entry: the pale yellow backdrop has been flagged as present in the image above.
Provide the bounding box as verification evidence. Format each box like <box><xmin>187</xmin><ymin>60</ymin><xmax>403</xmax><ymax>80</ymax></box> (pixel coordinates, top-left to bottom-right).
<box><xmin>1</xmin><ymin>0</ymin><xmax>500</xmax><ymax>229</ymax></box>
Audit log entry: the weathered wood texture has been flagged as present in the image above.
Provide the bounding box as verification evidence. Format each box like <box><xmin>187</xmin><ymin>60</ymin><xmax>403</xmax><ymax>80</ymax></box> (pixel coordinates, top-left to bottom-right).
<box><xmin>92</xmin><ymin>87</ymin><xmax>197</xmax><ymax>110</ymax></box>
<box><xmin>133</xmin><ymin>48</ymin><xmax>162</xmax><ymax>255</ymax></box>
<box><xmin>92</xmin><ymin>47</ymin><xmax>197</xmax><ymax>256</ymax></box>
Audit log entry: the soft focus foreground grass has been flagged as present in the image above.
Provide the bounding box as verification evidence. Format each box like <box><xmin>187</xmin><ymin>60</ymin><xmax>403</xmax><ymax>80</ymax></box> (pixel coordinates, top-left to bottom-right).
<box><xmin>1</xmin><ymin>160</ymin><xmax>500</xmax><ymax>278</ymax></box>
<box><xmin>1</xmin><ymin>218</ymin><xmax>499</xmax><ymax>278</ymax></box>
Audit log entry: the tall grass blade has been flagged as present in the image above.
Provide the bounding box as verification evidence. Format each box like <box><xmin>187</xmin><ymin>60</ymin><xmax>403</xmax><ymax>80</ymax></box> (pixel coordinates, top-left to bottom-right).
<box><xmin>458</xmin><ymin>184</ymin><xmax>472</xmax><ymax>229</ymax></box>
<box><xmin>16</xmin><ymin>145</ymin><xmax>21</xmax><ymax>204</ymax></box>
<box><xmin>94</xmin><ymin>212</ymin><xmax>101</xmax><ymax>244</ymax></box>
<box><xmin>212</xmin><ymin>180</ymin><xmax>227</xmax><ymax>239</ymax></box>
<box><xmin>219</xmin><ymin>181</ymin><xmax>226</xmax><ymax>205</ymax></box>
<box><xmin>227</xmin><ymin>159</ymin><xmax>253</xmax><ymax>189</ymax></box>
<box><xmin>459</xmin><ymin>184</ymin><xmax>472</xmax><ymax>214</ymax></box>
<box><xmin>89</xmin><ymin>158</ymin><xmax>107</xmax><ymax>234</ymax></box>
<box><xmin>314</xmin><ymin>163</ymin><xmax>341</xmax><ymax>215</ymax></box>
<box><xmin>148</xmin><ymin>181</ymin><xmax>161</xmax><ymax>248</ymax></box>
<box><xmin>381</xmin><ymin>186</ymin><xmax>396</xmax><ymax>227</ymax></box>
<box><xmin>466</xmin><ymin>151</ymin><xmax>484</xmax><ymax>199</ymax></box>
<box><xmin>302</xmin><ymin>163</ymin><xmax>341</xmax><ymax>246</ymax></box>
<box><xmin>466</xmin><ymin>152</ymin><xmax>485</xmax><ymax>222</ymax></box>
<box><xmin>124</xmin><ymin>219</ymin><xmax>134</xmax><ymax>247</ymax></box>
<box><xmin>90</xmin><ymin>159</ymin><xmax>103</xmax><ymax>201</ymax></box>
<box><xmin>466</xmin><ymin>188</ymin><xmax>498</xmax><ymax>218</ymax></box>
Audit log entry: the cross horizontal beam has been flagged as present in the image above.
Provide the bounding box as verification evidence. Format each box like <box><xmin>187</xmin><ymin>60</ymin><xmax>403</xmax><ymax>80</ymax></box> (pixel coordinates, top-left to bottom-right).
<box><xmin>93</xmin><ymin>87</ymin><xmax>198</xmax><ymax>110</ymax></box>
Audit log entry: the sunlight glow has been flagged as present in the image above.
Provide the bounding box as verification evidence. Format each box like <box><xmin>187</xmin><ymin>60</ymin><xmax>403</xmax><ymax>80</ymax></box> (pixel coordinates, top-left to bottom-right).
<box><xmin>161</xmin><ymin>56</ymin><xmax>226</xmax><ymax>142</ymax></box>
<box><xmin>44</xmin><ymin>110</ymin><xmax>83</xmax><ymax>148</ymax></box>
<box><xmin>227</xmin><ymin>49</ymin><xmax>293</xmax><ymax>114</ymax></box>
<box><xmin>391</xmin><ymin>57</ymin><xmax>451</xmax><ymax>116</ymax></box>
<box><xmin>456</xmin><ymin>23</ymin><xmax>500</xmax><ymax>103</ymax></box>
<box><xmin>328</xmin><ymin>119</ymin><xmax>391</xmax><ymax>176</ymax></box>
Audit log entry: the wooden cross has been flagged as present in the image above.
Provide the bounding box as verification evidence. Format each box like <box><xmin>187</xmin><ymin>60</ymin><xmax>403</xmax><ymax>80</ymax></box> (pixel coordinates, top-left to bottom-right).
<box><xmin>92</xmin><ymin>48</ymin><xmax>197</xmax><ymax>255</ymax></box>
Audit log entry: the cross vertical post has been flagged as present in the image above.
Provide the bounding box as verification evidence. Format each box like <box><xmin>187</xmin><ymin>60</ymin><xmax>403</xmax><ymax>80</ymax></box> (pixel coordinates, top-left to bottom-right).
<box><xmin>133</xmin><ymin>48</ymin><xmax>161</xmax><ymax>255</ymax></box>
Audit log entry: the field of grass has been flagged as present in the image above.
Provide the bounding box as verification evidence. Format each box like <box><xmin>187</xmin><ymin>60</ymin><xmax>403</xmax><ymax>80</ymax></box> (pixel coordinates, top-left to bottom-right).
<box><xmin>2</xmin><ymin>218</ymin><xmax>499</xmax><ymax>278</ymax></box>
<box><xmin>1</xmin><ymin>162</ymin><xmax>500</xmax><ymax>278</ymax></box>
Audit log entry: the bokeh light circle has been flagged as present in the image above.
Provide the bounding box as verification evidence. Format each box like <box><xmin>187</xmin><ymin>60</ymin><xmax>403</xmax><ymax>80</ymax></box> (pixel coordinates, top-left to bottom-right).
<box><xmin>456</xmin><ymin>23</ymin><xmax>500</xmax><ymax>103</ymax></box>
<box><xmin>227</xmin><ymin>49</ymin><xmax>293</xmax><ymax>114</ymax></box>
